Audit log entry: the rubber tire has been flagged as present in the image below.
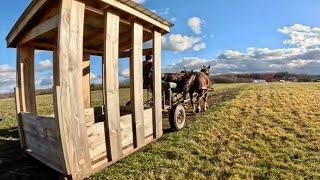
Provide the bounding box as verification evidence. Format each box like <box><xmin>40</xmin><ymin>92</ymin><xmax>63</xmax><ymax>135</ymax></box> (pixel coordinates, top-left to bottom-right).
<box><xmin>169</xmin><ymin>104</ymin><xmax>186</xmax><ymax>131</ymax></box>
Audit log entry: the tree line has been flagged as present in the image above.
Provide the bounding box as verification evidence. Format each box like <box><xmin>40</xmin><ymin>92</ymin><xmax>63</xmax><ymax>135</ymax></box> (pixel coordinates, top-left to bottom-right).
<box><xmin>211</xmin><ymin>72</ymin><xmax>320</xmax><ymax>83</ymax></box>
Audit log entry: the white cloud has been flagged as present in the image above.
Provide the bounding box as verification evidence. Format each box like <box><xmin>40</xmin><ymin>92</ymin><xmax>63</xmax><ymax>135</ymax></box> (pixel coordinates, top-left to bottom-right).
<box><xmin>165</xmin><ymin>24</ymin><xmax>320</xmax><ymax>75</ymax></box>
<box><xmin>35</xmin><ymin>50</ymin><xmax>50</xmax><ymax>54</ymax></box>
<box><xmin>36</xmin><ymin>75</ymin><xmax>53</xmax><ymax>88</ymax></box>
<box><xmin>90</xmin><ymin>72</ymin><xmax>102</xmax><ymax>84</ymax></box>
<box><xmin>278</xmin><ymin>24</ymin><xmax>320</xmax><ymax>48</ymax></box>
<box><xmin>131</xmin><ymin>0</ymin><xmax>147</xmax><ymax>4</ymax></box>
<box><xmin>166</xmin><ymin>57</ymin><xmax>207</xmax><ymax>71</ymax></box>
<box><xmin>37</xmin><ymin>59</ymin><xmax>52</xmax><ymax>71</ymax></box>
<box><xmin>0</xmin><ymin>64</ymin><xmax>16</xmax><ymax>93</ymax></box>
<box><xmin>162</xmin><ymin>34</ymin><xmax>200</xmax><ymax>52</ymax></box>
<box><xmin>218</xmin><ymin>50</ymin><xmax>244</xmax><ymax>60</ymax></box>
<box><xmin>121</xmin><ymin>68</ymin><xmax>130</xmax><ymax>78</ymax></box>
<box><xmin>171</xmin><ymin>17</ymin><xmax>177</xmax><ymax>22</ymax></box>
<box><xmin>193</xmin><ymin>42</ymin><xmax>206</xmax><ymax>51</ymax></box>
<box><xmin>188</xmin><ymin>17</ymin><xmax>204</xmax><ymax>35</ymax></box>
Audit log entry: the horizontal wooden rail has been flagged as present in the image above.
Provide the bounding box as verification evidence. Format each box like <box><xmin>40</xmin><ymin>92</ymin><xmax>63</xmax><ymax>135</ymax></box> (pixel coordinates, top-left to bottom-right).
<box><xmin>21</xmin><ymin>15</ymin><xmax>59</xmax><ymax>44</ymax></box>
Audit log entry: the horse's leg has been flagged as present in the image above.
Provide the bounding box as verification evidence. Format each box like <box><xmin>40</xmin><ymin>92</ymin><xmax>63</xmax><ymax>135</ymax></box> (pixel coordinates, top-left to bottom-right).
<box><xmin>196</xmin><ymin>94</ymin><xmax>201</xmax><ymax>113</ymax></box>
<box><xmin>190</xmin><ymin>92</ymin><xmax>196</xmax><ymax>113</ymax></box>
<box><xmin>204</xmin><ymin>92</ymin><xmax>208</xmax><ymax>111</ymax></box>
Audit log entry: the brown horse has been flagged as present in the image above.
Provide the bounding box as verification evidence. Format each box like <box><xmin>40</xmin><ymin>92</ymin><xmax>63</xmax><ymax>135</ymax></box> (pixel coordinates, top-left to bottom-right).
<box><xmin>183</xmin><ymin>65</ymin><xmax>212</xmax><ymax>113</ymax></box>
<box><xmin>143</xmin><ymin>57</ymin><xmax>153</xmax><ymax>91</ymax></box>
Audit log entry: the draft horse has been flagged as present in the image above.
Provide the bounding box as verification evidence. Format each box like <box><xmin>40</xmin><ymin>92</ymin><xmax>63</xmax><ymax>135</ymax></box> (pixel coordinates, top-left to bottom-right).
<box><xmin>183</xmin><ymin>65</ymin><xmax>212</xmax><ymax>113</ymax></box>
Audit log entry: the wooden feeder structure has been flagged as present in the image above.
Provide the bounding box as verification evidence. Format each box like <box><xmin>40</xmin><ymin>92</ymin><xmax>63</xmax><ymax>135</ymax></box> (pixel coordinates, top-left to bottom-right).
<box><xmin>6</xmin><ymin>0</ymin><xmax>172</xmax><ymax>179</ymax></box>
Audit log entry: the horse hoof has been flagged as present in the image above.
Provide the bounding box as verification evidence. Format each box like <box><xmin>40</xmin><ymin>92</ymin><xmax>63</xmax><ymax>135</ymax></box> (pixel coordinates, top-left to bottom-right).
<box><xmin>196</xmin><ymin>109</ymin><xmax>201</xmax><ymax>113</ymax></box>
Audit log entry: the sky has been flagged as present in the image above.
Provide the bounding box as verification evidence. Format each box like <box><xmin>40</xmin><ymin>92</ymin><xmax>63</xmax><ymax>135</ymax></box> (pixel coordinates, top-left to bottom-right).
<box><xmin>1</xmin><ymin>0</ymin><xmax>320</xmax><ymax>93</ymax></box>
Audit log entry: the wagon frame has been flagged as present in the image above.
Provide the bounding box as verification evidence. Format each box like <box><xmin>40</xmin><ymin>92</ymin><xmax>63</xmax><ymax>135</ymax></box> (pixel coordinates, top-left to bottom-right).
<box><xmin>6</xmin><ymin>0</ymin><xmax>172</xmax><ymax>179</ymax></box>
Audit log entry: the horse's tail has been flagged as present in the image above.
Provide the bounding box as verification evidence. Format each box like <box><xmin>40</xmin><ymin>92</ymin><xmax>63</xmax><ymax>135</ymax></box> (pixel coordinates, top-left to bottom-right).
<box><xmin>183</xmin><ymin>74</ymin><xmax>196</xmax><ymax>99</ymax></box>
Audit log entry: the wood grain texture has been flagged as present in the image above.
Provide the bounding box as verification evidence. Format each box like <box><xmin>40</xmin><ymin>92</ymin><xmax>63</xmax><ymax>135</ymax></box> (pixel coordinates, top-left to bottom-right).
<box><xmin>98</xmin><ymin>0</ymin><xmax>170</xmax><ymax>32</ymax></box>
<box><xmin>54</xmin><ymin>0</ymin><xmax>91</xmax><ymax>178</ymax></box>
<box><xmin>20</xmin><ymin>15</ymin><xmax>59</xmax><ymax>44</ymax></box>
<box><xmin>14</xmin><ymin>88</ymin><xmax>27</xmax><ymax>149</ymax></box>
<box><xmin>53</xmin><ymin>50</ymin><xmax>59</xmax><ymax>86</ymax></box>
<box><xmin>103</xmin><ymin>11</ymin><xmax>123</xmax><ymax>162</ymax></box>
<box><xmin>83</xmin><ymin>53</ymin><xmax>91</xmax><ymax>108</ymax></box>
<box><xmin>130</xmin><ymin>22</ymin><xmax>145</xmax><ymax>148</ymax></box>
<box><xmin>16</xmin><ymin>45</ymin><xmax>36</xmax><ymax>113</ymax></box>
<box><xmin>21</xmin><ymin>112</ymin><xmax>65</xmax><ymax>173</ymax></box>
<box><xmin>152</xmin><ymin>31</ymin><xmax>163</xmax><ymax>138</ymax></box>
<box><xmin>87</xmin><ymin>109</ymin><xmax>153</xmax><ymax>163</ymax></box>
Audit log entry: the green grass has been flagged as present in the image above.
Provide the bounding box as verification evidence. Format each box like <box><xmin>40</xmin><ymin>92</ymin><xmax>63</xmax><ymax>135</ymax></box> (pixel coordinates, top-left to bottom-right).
<box><xmin>1</xmin><ymin>83</ymin><xmax>320</xmax><ymax>179</ymax></box>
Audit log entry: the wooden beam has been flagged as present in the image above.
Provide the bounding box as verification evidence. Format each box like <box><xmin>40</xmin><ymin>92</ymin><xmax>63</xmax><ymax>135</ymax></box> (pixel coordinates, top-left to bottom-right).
<box><xmin>130</xmin><ymin>22</ymin><xmax>145</xmax><ymax>148</ymax></box>
<box><xmin>119</xmin><ymin>31</ymin><xmax>152</xmax><ymax>52</ymax></box>
<box><xmin>85</xmin><ymin>6</ymin><xmax>152</xmax><ymax>32</ymax></box>
<box><xmin>6</xmin><ymin>0</ymin><xmax>47</xmax><ymax>47</ymax></box>
<box><xmin>103</xmin><ymin>10</ymin><xmax>123</xmax><ymax>161</ymax></box>
<box><xmin>16</xmin><ymin>45</ymin><xmax>36</xmax><ymax>113</ymax></box>
<box><xmin>83</xmin><ymin>53</ymin><xmax>91</xmax><ymax>108</ymax></box>
<box><xmin>152</xmin><ymin>31</ymin><xmax>163</xmax><ymax>138</ymax></box>
<box><xmin>119</xmin><ymin>48</ymin><xmax>153</xmax><ymax>58</ymax></box>
<box><xmin>20</xmin><ymin>15</ymin><xmax>59</xmax><ymax>45</ymax></box>
<box><xmin>54</xmin><ymin>0</ymin><xmax>91</xmax><ymax>178</ymax></box>
<box><xmin>97</xmin><ymin>0</ymin><xmax>170</xmax><ymax>32</ymax></box>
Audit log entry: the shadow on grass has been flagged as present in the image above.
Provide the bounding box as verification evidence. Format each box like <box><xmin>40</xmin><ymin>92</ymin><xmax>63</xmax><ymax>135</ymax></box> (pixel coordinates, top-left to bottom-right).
<box><xmin>0</xmin><ymin>127</ymin><xmax>60</xmax><ymax>180</ymax></box>
<box><xmin>0</xmin><ymin>87</ymin><xmax>243</xmax><ymax>180</ymax></box>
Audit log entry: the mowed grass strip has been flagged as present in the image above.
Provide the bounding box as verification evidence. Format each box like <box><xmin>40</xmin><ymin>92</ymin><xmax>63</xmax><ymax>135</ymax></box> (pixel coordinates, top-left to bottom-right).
<box><xmin>89</xmin><ymin>83</ymin><xmax>320</xmax><ymax>179</ymax></box>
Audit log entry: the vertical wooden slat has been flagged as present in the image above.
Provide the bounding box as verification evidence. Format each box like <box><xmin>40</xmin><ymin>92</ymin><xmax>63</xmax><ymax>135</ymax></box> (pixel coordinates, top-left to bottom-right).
<box><xmin>14</xmin><ymin>87</ymin><xmax>26</xmax><ymax>149</ymax></box>
<box><xmin>54</xmin><ymin>0</ymin><xmax>91</xmax><ymax>178</ymax></box>
<box><xmin>16</xmin><ymin>46</ymin><xmax>36</xmax><ymax>113</ymax></box>
<box><xmin>83</xmin><ymin>53</ymin><xmax>91</xmax><ymax>108</ymax></box>
<box><xmin>102</xmin><ymin>59</ymin><xmax>105</xmax><ymax>105</ymax></box>
<box><xmin>130</xmin><ymin>22</ymin><xmax>145</xmax><ymax>148</ymax></box>
<box><xmin>53</xmin><ymin>49</ymin><xmax>59</xmax><ymax>87</ymax></box>
<box><xmin>103</xmin><ymin>10</ymin><xmax>123</xmax><ymax>161</ymax></box>
<box><xmin>152</xmin><ymin>31</ymin><xmax>163</xmax><ymax>138</ymax></box>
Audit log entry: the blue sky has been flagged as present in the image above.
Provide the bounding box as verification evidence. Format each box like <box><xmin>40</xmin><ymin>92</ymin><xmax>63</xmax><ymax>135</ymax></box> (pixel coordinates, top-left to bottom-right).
<box><xmin>1</xmin><ymin>0</ymin><xmax>320</xmax><ymax>93</ymax></box>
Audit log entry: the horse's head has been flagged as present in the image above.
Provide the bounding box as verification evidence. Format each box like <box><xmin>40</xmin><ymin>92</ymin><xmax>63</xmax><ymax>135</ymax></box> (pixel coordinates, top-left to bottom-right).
<box><xmin>200</xmin><ymin>65</ymin><xmax>211</xmax><ymax>76</ymax></box>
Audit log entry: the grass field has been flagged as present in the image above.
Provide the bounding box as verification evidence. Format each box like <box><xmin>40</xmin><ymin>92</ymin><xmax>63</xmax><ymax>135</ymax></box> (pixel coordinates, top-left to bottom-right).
<box><xmin>1</xmin><ymin>83</ymin><xmax>320</xmax><ymax>179</ymax></box>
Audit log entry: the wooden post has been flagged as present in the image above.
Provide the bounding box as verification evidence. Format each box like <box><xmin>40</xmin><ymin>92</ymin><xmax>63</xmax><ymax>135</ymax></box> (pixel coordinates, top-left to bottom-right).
<box><xmin>152</xmin><ymin>31</ymin><xmax>163</xmax><ymax>138</ymax></box>
<box><xmin>130</xmin><ymin>22</ymin><xmax>145</xmax><ymax>148</ymax></box>
<box><xmin>54</xmin><ymin>0</ymin><xmax>91</xmax><ymax>178</ymax></box>
<box><xmin>14</xmin><ymin>87</ymin><xmax>26</xmax><ymax>149</ymax></box>
<box><xmin>103</xmin><ymin>10</ymin><xmax>123</xmax><ymax>161</ymax></box>
<box><xmin>83</xmin><ymin>53</ymin><xmax>91</xmax><ymax>108</ymax></box>
<box><xmin>16</xmin><ymin>45</ymin><xmax>36</xmax><ymax>113</ymax></box>
<box><xmin>53</xmin><ymin>49</ymin><xmax>59</xmax><ymax>87</ymax></box>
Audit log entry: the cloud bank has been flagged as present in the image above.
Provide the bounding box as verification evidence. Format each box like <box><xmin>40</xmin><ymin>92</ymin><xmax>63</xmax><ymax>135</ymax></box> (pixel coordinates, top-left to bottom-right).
<box><xmin>166</xmin><ymin>24</ymin><xmax>320</xmax><ymax>75</ymax></box>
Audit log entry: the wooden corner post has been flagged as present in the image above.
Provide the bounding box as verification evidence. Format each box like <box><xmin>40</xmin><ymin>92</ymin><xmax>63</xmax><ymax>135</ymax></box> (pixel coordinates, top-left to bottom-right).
<box><xmin>152</xmin><ymin>31</ymin><xmax>163</xmax><ymax>138</ymax></box>
<box><xmin>54</xmin><ymin>0</ymin><xmax>91</xmax><ymax>178</ymax></box>
<box><xmin>103</xmin><ymin>10</ymin><xmax>123</xmax><ymax>161</ymax></box>
<box><xmin>131</xmin><ymin>22</ymin><xmax>145</xmax><ymax>148</ymax></box>
<box><xmin>83</xmin><ymin>53</ymin><xmax>91</xmax><ymax>108</ymax></box>
<box><xmin>16</xmin><ymin>45</ymin><xmax>36</xmax><ymax>113</ymax></box>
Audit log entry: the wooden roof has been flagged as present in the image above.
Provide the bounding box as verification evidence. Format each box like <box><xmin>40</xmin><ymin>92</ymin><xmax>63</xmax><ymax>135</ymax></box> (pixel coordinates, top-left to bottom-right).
<box><xmin>6</xmin><ymin>0</ymin><xmax>173</xmax><ymax>48</ymax></box>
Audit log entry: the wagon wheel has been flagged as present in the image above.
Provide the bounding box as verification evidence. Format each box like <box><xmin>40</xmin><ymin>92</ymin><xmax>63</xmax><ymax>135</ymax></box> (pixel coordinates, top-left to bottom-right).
<box><xmin>169</xmin><ymin>104</ymin><xmax>186</xmax><ymax>131</ymax></box>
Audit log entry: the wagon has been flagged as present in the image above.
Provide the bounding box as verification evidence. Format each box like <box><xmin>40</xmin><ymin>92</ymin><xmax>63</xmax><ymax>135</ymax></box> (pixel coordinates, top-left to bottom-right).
<box><xmin>6</xmin><ymin>0</ymin><xmax>172</xmax><ymax>179</ymax></box>
<box><xmin>162</xmin><ymin>81</ymin><xmax>187</xmax><ymax>131</ymax></box>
